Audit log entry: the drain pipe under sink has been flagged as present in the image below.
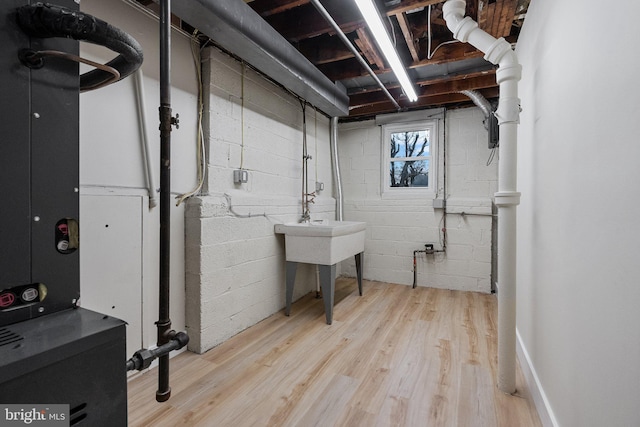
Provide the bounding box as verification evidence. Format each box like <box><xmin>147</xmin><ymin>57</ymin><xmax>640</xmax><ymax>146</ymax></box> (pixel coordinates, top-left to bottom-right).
<box><xmin>443</xmin><ymin>0</ymin><xmax>522</xmax><ymax>394</ymax></box>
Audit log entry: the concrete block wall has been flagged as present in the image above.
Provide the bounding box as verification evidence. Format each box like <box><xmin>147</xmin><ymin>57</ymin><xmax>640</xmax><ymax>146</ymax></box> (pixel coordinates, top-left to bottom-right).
<box><xmin>185</xmin><ymin>47</ymin><xmax>336</xmax><ymax>353</ymax></box>
<box><xmin>338</xmin><ymin>108</ymin><xmax>497</xmax><ymax>292</ymax></box>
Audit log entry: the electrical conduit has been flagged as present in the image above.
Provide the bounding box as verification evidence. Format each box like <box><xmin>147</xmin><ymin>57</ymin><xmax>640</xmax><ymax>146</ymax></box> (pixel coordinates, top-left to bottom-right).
<box><xmin>134</xmin><ymin>69</ymin><xmax>158</xmax><ymax>209</ymax></box>
<box><xmin>443</xmin><ymin>0</ymin><xmax>522</xmax><ymax>394</ymax></box>
<box><xmin>330</xmin><ymin>117</ymin><xmax>344</xmax><ymax>221</ymax></box>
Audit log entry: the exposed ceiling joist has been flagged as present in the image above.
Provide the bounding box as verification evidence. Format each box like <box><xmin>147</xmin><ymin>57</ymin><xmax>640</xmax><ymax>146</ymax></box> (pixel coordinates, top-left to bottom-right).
<box><xmin>354</xmin><ymin>28</ymin><xmax>386</xmax><ymax>70</ymax></box>
<box><xmin>349</xmin><ymin>72</ymin><xmax>498</xmax><ymax>107</ymax></box>
<box><xmin>394</xmin><ymin>12</ymin><xmax>420</xmax><ymax>63</ymax></box>
<box><xmin>348</xmin><ymin>87</ymin><xmax>500</xmax><ymax>118</ymax></box>
<box><xmin>135</xmin><ymin>0</ymin><xmax>531</xmax><ymax>119</ymax></box>
<box><xmin>249</xmin><ymin>0</ymin><xmax>308</xmax><ymax>17</ymax></box>
<box><xmin>384</xmin><ymin>0</ymin><xmax>446</xmax><ymax>16</ymax></box>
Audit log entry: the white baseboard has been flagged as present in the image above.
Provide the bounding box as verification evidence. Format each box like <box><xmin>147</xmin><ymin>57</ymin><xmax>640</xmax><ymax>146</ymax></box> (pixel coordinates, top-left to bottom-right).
<box><xmin>516</xmin><ymin>329</ymin><xmax>559</xmax><ymax>427</ymax></box>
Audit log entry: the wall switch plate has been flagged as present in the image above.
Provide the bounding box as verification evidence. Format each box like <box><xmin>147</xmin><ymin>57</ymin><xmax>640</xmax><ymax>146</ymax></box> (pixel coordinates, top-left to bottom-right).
<box><xmin>433</xmin><ymin>198</ymin><xmax>445</xmax><ymax>209</ymax></box>
<box><xmin>316</xmin><ymin>182</ymin><xmax>324</xmax><ymax>192</ymax></box>
<box><xmin>233</xmin><ymin>169</ymin><xmax>248</xmax><ymax>183</ymax></box>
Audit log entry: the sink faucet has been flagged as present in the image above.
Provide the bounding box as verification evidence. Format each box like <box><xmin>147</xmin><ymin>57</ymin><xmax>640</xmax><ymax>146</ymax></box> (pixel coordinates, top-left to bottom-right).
<box><xmin>300</xmin><ymin>191</ymin><xmax>315</xmax><ymax>223</ymax></box>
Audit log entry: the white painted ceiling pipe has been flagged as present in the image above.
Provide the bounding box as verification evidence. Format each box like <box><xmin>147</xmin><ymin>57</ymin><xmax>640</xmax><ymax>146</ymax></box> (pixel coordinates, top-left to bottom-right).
<box><xmin>443</xmin><ymin>0</ymin><xmax>522</xmax><ymax>394</ymax></box>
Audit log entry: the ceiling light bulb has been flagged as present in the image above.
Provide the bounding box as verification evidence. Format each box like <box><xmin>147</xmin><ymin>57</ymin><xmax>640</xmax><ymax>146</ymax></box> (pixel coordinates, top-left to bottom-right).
<box><xmin>354</xmin><ymin>0</ymin><xmax>418</xmax><ymax>102</ymax></box>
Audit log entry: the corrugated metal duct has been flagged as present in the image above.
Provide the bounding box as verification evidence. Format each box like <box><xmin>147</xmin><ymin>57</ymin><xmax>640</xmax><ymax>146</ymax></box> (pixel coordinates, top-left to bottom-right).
<box><xmin>172</xmin><ymin>0</ymin><xmax>350</xmax><ymax>117</ymax></box>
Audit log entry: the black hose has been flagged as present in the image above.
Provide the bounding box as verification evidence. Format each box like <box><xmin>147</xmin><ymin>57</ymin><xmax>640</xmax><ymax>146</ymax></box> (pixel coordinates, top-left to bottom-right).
<box><xmin>16</xmin><ymin>2</ymin><xmax>143</xmax><ymax>91</ymax></box>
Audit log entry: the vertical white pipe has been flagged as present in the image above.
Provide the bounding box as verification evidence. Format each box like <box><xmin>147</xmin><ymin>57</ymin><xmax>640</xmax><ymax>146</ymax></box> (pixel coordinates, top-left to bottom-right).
<box><xmin>495</xmin><ymin>118</ymin><xmax>520</xmax><ymax>393</ymax></box>
<box><xmin>330</xmin><ymin>117</ymin><xmax>344</xmax><ymax>221</ymax></box>
<box><xmin>134</xmin><ymin>69</ymin><xmax>158</xmax><ymax>209</ymax></box>
<box><xmin>443</xmin><ymin>0</ymin><xmax>521</xmax><ymax>393</ymax></box>
<box><xmin>497</xmin><ymin>204</ymin><xmax>517</xmax><ymax>388</ymax></box>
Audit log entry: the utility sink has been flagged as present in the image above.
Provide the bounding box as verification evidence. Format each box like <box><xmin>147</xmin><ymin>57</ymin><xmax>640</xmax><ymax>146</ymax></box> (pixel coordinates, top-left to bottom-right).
<box><xmin>275</xmin><ymin>220</ymin><xmax>366</xmax><ymax>324</ymax></box>
<box><xmin>274</xmin><ymin>220</ymin><xmax>366</xmax><ymax>265</ymax></box>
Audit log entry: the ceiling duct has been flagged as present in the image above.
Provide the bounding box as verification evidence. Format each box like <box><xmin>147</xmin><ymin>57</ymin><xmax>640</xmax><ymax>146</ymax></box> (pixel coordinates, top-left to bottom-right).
<box><xmin>171</xmin><ymin>0</ymin><xmax>349</xmax><ymax>117</ymax></box>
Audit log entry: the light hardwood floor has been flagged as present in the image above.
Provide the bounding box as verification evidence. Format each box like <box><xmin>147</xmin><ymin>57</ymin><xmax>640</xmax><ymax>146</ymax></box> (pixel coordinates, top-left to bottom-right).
<box><xmin>128</xmin><ymin>279</ymin><xmax>542</xmax><ymax>426</ymax></box>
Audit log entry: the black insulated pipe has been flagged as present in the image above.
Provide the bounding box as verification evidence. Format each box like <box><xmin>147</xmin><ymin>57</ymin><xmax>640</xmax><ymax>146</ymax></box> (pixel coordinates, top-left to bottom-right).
<box><xmin>16</xmin><ymin>2</ymin><xmax>143</xmax><ymax>91</ymax></box>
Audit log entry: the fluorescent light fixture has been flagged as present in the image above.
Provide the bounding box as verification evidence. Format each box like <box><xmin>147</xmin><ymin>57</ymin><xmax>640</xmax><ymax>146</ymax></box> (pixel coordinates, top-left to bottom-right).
<box><xmin>354</xmin><ymin>0</ymin><xmax>418</xmax><ymax>102</ymax></box>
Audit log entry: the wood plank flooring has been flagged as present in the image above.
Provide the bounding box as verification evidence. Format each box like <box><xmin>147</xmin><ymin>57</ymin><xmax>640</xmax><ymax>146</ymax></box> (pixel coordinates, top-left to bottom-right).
<box><xmin>128</xmin><ymin>279</ymin><xmax>542</xmax><ymax>426</ymax></box>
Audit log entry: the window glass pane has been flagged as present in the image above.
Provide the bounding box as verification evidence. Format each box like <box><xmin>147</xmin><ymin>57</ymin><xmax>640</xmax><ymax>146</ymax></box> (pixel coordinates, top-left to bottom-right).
<box><xmin>389</xmin><ymin>160</ymin><xmax>429</xmax><ymax>187</ymax></box>
<box><xmin>390</xmin><ymin>130</ymin><xmax>430</xmax><ymax>159</ymax></box>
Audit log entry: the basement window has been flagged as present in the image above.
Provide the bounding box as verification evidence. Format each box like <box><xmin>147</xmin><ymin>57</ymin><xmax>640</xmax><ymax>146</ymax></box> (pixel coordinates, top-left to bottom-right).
<box><xmin>382</xmin><ymin>120</ymin><xmax>438</xmax><ymax>198</ymax></box>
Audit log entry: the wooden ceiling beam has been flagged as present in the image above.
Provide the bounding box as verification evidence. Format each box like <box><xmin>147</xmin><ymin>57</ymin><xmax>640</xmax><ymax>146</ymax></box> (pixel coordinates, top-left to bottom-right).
<box><xmin>418</xmin><ymin>73</ymin><xmax>497</xmax><ymax>95</ymax></box>
<box><xmin>261</xmin><ymin>0</ymin><xmax>458</xmax><ymax>45</ymax></box>
<box><xmin>479</xmin><ymin>0</ymin><xmax>518</xmax><ymax>37</ymax></box>
<box><xmin>497</xmin><ymin>0</ymin><xmax>518</xmax><ymax>37</ymax></box>
<box><xmin>319</xmin><ymin>35</ymin><xmax>498</xmax><ymax>81</ymax></box>
<box><xmin>264</xmin><ymin>1</ymin><xmax>363</xmax><ymax>42</ymax></box>
<box><xmin>252</xmin><ymin>0</ymin><xmax>449</xmax><ymax>21</ymax></box>
<box><xmin>412</xmin><ymin>33</ymin><xmax>516</xmax><ymax>67</ymax></box>
<box><xmin>395</xmin><ymin>12</ymin><xmax>421</xmax><ymax>63</ymax></box>
<box><xmin>317</xmin><ymin>60</ymin><xmax>369</xmax><ymax>81</ymax></box>
<box><xmin>347</xmin><ymin>87</ymin><xmax>500</xmax><ymax>118</ymax></box>
<box><xmin>348</xmin><ymin>73</ymin><xmax>498</xmax><ymax>108</ymax></box>
<box><xmin>383</xmin><ymin>0</ymin><xmax>446</xmax><ymax>16</ymax></box>
<box><xmin>347</xmin><ymin>68</ymin><xmax>495</xmax><ymax>96</ymax></box>
<box><xmin>467</xmin><ymin>0</ymin><xmax>479</xmax><ymax>21</ymax></box>
<box><xmin>298</xmin><ymin>37</ymin><xmax>355</xmax><ymax>65</ymax></box>
<box><xmin>478</xmin><ymin>0</ymin><xmax>490</xmax><ymax>30</ymax></box>
<box><xmin>413</xmin><ymin>42</ymin><xmax>484</xmax><ymax>66</ymax></box>
<box><xmin>354</xmin><ymin>28</ymin><xmax>386</xmax><ymax>70</ymax></box>
<box><xmin>415</xmin><ymin>67</ymin><xmax>495</xmax><ymax>87</ymax></box>
<box><xmin>248</xmin><ymin>0</ymin><xmax>310</xmax><ymax>17</ymax></box>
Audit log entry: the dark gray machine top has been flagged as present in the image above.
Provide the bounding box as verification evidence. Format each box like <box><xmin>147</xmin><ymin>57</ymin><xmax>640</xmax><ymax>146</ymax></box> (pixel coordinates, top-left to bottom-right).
<box><xmin>0</xmin><ymin>307</ymin><xmax>126</xmax><ymax>384</ymax></box>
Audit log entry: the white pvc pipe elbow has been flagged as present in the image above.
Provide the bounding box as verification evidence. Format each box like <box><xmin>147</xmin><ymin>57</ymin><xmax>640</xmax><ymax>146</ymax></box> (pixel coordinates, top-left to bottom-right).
<box><xmin>442</xmin><ymin>0</ymin><xmax>466</xmax><ymax>33</ymax></box>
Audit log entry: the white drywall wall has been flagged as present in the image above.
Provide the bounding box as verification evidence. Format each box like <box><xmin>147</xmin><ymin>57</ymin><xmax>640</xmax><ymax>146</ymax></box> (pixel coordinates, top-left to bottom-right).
<box><xmin>516</xmin><ymin>0</ymin><xmax>640</xmax><ymax>425</ymax></box>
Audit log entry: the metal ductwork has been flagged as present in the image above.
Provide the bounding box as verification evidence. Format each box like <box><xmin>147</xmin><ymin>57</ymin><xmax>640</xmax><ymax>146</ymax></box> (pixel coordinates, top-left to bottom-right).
<box><xmin>460</xmin><ymin>89</ymin><xmax>499</xmax><ymax>148</ymax></box>
<box><xmin>460</xmin><ymin>89</ymin><xmax>492</xmax><ymax>121</ymax></box>
<box><xmin>171</xmin><ymin>0</ymin><xmax>349</xmax><ymax>117</ymax></box>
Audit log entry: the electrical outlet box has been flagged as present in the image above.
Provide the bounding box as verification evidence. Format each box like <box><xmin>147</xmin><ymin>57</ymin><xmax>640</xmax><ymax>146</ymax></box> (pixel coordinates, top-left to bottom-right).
<box><xmin>488</xmin><ymin>112</ymin><xmax>499</xmax><ymax>149</ymax></box>
<box><xmin>233</xmin><ymin>169</ymin><xmax>248</xmax><ymax>183</ymax></box>
<box><xmin>425</xmin><ymin>244</ymin><xmax>434</xmax><ymax>254</ymax></box>
<box><xmin>316</xmin><ymin>182</ymin><xmax>324</xmax><ymax>192</ymax></box>
<box><xmin>433</xmin><ymin>198</ymin><xmax>446</xmax><ymax>209</ymax></box>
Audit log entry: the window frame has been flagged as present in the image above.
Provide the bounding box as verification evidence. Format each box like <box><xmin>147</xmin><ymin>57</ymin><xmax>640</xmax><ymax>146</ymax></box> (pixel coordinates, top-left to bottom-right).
<box><xmin>381</xmin><ymin>119</ymin><xmax>438</xmax><ymax>199</ymax></box>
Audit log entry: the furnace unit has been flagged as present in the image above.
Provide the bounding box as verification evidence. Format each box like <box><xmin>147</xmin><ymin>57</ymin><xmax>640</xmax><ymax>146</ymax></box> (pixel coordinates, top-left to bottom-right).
<box><xmin>0</xmin><ymin>2</ymin><xmax>139</xmax><ymax>424</ymax></box>
<box><xmin>0</xmin><ymin>2</ymin><xmax>186</xmax><ymax>420</ymax></box>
